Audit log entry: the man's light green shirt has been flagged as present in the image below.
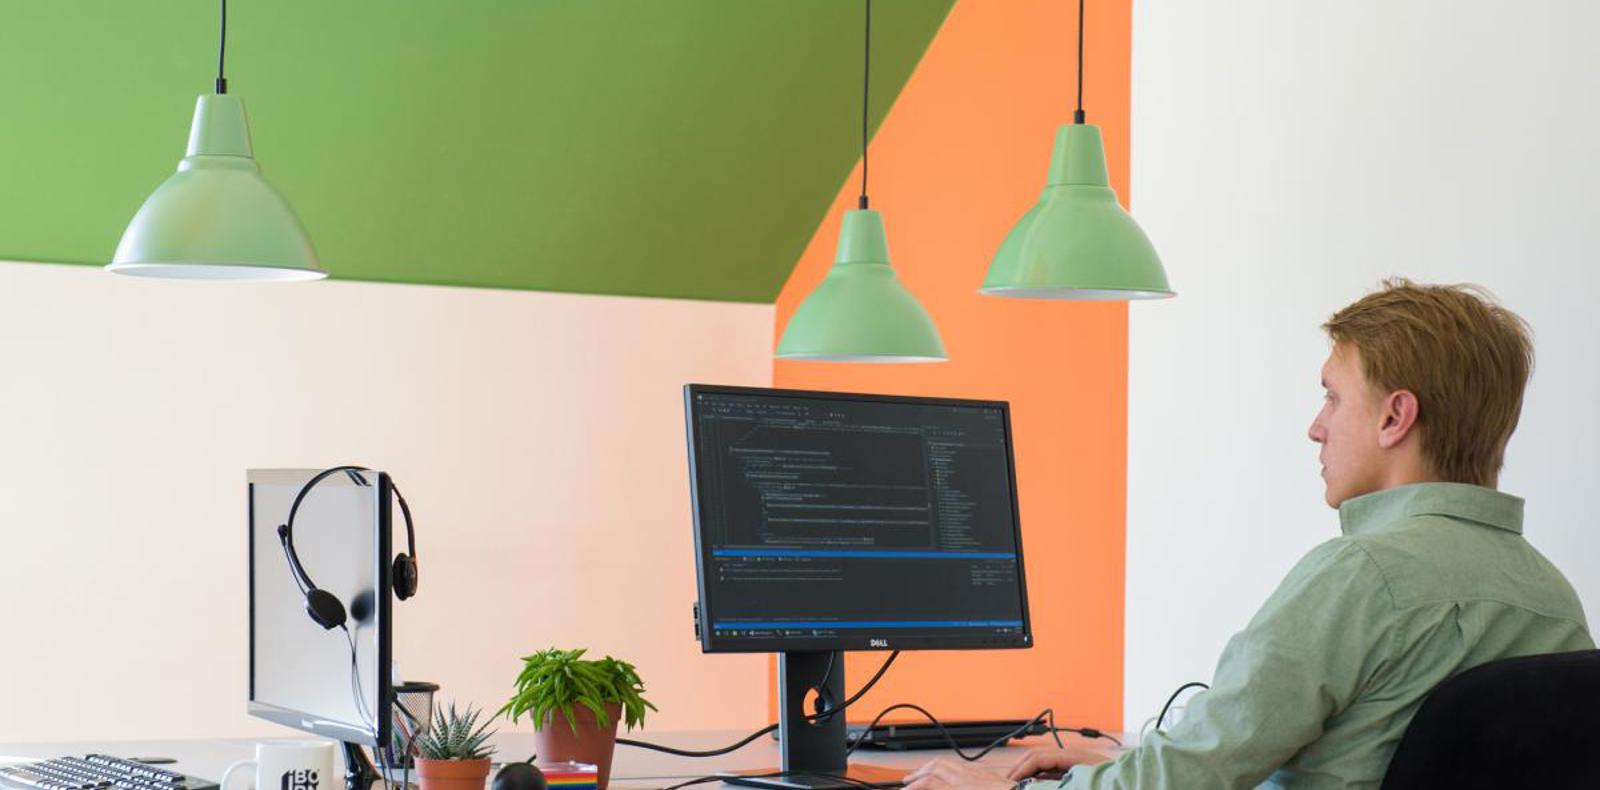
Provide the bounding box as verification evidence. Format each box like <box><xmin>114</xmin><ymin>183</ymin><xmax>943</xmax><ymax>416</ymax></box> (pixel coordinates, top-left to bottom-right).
<box><xmin>1059</xmin><ymin>483</ymin><xmax>1592</xmax><ymax>789</ymax></box>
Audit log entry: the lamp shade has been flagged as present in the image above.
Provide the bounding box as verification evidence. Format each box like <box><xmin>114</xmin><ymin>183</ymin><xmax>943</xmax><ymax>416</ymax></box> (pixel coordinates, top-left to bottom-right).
<box><xmin>108</xmin><ymin>94</ymin><xmax>325</xmax><ymax>281</ymax></box>
<box><xmin>776</xmin><ymin>209</ymin><xmax>946</xmax><ymax>363</ymax></box>
<box><xmin>981</xmin><ymin>123</ymin><xmax>1171</xmax><ymax>299</ymax></box>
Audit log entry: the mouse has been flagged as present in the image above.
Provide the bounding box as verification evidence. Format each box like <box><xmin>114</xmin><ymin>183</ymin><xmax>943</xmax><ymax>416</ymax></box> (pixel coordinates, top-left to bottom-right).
<box><xmin>492</xmin><ymin>761</ymin><xmax>547</xmax><ymax>790</ymax></box>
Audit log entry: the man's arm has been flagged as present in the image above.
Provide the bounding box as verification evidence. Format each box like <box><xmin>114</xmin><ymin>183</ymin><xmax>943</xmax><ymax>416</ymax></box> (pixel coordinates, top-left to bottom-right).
<box><xmin>1043</xmin><ymin>538</ymin><xmax>1395</xmax><ymax>789</ymax></box>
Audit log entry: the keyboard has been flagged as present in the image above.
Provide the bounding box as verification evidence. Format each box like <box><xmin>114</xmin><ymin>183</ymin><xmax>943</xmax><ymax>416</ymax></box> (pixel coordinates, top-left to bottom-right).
<box><xmin>846</xmin><ymin>719</ymin><xmax>1047</xmax><ymax>750</ymax></box>
<box><xmin>0</xmin><ymin>756</ymin><xmax>218</xmax><ymax>790</ymax></box>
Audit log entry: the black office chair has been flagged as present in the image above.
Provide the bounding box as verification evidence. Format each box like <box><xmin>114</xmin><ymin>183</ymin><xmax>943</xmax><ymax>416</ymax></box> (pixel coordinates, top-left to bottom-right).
<box><xmin>1379</xmin><ymin>649</ymin><xmax>1600</xmax><ymax>789</ymax></box>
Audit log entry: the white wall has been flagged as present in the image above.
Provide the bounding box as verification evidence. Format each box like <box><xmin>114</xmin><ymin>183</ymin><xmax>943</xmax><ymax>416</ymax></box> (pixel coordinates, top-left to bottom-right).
<box><xmin>1126</xmin><ymin>0</ymin><xmax>1600</xmax><ymax>726</ymax></box>
<box><xmin>0</xmin><ymin>262</ymin><xmax>775</xmax><ymax>742</ymax></box>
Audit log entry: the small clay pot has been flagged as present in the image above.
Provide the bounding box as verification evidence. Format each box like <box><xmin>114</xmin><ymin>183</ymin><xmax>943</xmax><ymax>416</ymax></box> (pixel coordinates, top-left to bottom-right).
<box><xmin>416</xmin><ymin>758</ymin><xmax>493</xmax><ymax>790</ymax></box>
<box><xmin>534</xmin><ymin>703</ymin><xmax>622</xmax><ymax>790</ymax></box>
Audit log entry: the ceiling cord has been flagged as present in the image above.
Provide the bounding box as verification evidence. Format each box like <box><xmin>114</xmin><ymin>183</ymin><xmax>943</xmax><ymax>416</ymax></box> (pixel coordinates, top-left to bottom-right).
<box><xmin>1073</xmin><ymin>0</ymin><xmax>1086</xmax><ymax>123</ymax></box>
<box><xmin>216</xmin><ymin>0</ymin><xmax>229</xmax><ymax>94</ymax></box>
<box><xmin>858</xmin><ymin>0</ymin><xmax>872</xmax><ymax>210</ymax></box>
<box><xmin>1075</xmin><ymin>0</ymin><xmax>1088</xmax><ymax>123</ymax></box>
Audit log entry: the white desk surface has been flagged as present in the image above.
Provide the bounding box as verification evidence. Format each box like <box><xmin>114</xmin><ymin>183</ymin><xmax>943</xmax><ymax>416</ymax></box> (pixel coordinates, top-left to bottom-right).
<box><xmin>0</xmin><ymin>729</ymin><xmax>1125</xmax><ymax>790</ymax></box>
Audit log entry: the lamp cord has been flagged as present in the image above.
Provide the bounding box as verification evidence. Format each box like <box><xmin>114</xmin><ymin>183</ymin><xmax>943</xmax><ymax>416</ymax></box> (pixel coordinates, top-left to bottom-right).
<box><xmin>858</xmin><ymin>0</ymin><xmax>872</xmax><ymax>211</ymax></box>
<box><xmin>216</xmin><ymin>0</ymin><xmax>228</xmax><ymax>94</ymax></box>
<box><xmin>1074</xmin><ymin>0</ymin><xmax>1085</xmax><ymax>124</ymax></box>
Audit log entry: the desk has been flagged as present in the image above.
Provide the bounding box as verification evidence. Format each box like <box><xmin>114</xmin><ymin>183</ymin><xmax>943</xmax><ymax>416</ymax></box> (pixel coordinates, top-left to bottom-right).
<box><xmin>0</xmin><ymin>730</ymin><xmax>1125</xmax><ymax>790</ymax></box>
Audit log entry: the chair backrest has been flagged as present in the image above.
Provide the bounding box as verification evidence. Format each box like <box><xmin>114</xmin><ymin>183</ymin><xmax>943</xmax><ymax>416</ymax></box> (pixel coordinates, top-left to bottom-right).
<box><xmin>1380</xmin><ymin>649</ymin><xmax>1600</xmax><ymax>789</ymax></box>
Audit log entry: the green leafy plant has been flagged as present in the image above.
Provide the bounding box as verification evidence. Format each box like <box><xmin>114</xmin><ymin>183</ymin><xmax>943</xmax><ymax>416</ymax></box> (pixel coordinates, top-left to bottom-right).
<box><xmin>414</xmin><ymin>702</ymin><xmax>497</xmax><ymax>761</ymax></box>
<box><xmin>499</xmin><ymin>647</ymin><xmax>658</xmax><ymax>735</ymax></box>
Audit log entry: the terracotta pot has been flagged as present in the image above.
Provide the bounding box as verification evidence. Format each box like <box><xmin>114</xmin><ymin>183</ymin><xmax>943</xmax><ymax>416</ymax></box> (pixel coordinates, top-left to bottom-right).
<box><xmin>415</xmin><ymin>758</ymin><xmax>492</xmax><ymax>790</ymax></box>
<box><xmin>535</xmin><ymin>702</ymin><xmax>622</xmax><ymax>790</ymax></box>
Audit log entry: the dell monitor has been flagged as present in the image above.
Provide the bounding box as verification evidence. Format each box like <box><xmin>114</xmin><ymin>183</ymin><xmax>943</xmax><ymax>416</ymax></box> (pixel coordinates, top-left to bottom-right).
<box><xmin>248</xmin><ymin>468</ymin><xmax>394</xmax><ymax>790</ymax></box>
<box><xmin>684</xmin><ymin>385</ymin><xmax>1033</xmax><ymax>788</ymax></box>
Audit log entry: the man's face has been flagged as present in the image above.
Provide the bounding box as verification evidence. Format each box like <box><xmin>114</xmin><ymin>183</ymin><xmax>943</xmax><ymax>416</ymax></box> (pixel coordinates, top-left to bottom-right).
<box><xmin>1308</xmin><ymin>343</ymin><xmax>1387</xmax><ymax>508</ymax></box>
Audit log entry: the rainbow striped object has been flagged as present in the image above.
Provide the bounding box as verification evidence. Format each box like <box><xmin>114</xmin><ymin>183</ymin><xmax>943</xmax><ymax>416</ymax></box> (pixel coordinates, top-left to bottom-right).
<box><xmin>537</xmin><ymin>762</ymin><xmax>599</xmax><ymax>789</ymax></box>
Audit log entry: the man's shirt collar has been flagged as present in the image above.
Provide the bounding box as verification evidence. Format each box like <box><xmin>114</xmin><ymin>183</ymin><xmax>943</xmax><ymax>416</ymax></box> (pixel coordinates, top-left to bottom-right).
<box><xmin>1338</xmin><ymin>482</ymin><xmax>1524</xmax><ymax>537</ymax></box>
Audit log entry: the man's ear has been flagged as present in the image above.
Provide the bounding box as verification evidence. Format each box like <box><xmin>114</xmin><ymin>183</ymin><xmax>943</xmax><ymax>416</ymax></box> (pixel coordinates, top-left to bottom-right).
<box><xmin>1377</xmin><ymin>389</ymin><xmax>1421</xmax><ymax>449</ymax></box>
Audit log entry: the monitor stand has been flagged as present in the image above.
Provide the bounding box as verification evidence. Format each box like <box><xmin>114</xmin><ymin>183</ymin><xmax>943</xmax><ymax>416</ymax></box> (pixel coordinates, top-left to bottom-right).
<box><xmin>723</xmin><ymin>651</ymin><xmax>905</xmax><ymax>789</ymax></box>
<box><xmin>343</xmin><ymin>742</ymin><xmax>383</xmax><ymax>790</ymax></box>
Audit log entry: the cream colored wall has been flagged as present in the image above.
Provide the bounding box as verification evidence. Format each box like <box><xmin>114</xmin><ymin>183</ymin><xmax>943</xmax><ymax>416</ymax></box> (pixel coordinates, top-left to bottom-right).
<box><xmin>0</xmin><ymin>261</ymin><xmax>774</xmax><ymax>742</ymax></box>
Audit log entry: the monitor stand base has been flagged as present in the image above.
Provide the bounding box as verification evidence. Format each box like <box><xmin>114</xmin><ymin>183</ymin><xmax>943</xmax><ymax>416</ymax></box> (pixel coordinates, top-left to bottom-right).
<box><xmin>720</xmin><ymin>763</ymin><xmax>908</xmax><ymax>788</ymax></box>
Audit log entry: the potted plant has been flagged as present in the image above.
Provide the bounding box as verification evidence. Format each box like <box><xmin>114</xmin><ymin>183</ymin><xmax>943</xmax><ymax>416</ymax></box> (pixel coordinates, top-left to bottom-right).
<box><xmin>499</xmin><ymin>648</ymin><xmax>657</xmax><ymax>790</ymax></box>
<box><xmin>414</xmin><ymin>702</ymin><xmax>497</xmax><ymax>790</ymax></box>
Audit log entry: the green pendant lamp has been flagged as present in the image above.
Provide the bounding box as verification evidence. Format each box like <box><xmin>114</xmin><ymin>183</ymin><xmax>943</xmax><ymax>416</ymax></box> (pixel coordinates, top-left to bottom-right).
<box><xmin>776</xmin><ymin>0</ymin><xmax>946</xmax><ymax>363</ymax></box>
<box><xmin>107</xmin><ymin>0</ymin><xmax>324</xmax><ymax>281</ymax></box>
<box><xmin>980</xmin><ymin>0</ymin><xmax>1171</xmax><ymax>300</ymax></box>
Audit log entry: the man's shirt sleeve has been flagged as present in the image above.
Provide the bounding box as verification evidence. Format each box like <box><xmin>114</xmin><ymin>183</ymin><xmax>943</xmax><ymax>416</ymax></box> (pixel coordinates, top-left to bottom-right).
<box><xmin>1059</xmin><ymin>538</ymin><xmax>1396</xmax><ymax>789</ymax></box>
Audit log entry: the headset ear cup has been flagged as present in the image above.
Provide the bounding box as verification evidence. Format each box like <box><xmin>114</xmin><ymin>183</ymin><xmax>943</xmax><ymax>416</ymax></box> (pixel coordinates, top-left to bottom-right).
<box><xmin>393</xmin><ymin>554</ymin><xmax>418</xmax><ymax>601</ymax></box>
<box><xmin>305</xmin><ymin>588</ymin><xmax>347</xmax><ymax>630</ymax></box>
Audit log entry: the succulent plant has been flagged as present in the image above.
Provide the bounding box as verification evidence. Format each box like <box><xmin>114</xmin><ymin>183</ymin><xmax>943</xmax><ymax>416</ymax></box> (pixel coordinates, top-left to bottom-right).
<box><xmin>415</xmin><ymin>702</ymin><xmax>498</xmax><ymax>761</ymax></box>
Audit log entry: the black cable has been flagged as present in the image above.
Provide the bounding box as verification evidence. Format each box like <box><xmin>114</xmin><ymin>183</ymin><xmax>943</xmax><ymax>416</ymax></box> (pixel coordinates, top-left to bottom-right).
<box><xmin>1048</xmin><ymin>727</ymin><xmax>1121</xmax><ymax>748</ymax></box>
<box><xmin>659</xmin><ymin>771</ymin><xmax>882</xmax><ymax>790</ymax></box>
<box><xmin>1154</xmin><ymin>682</ymin><xmax>1209</xmax><ymax>732</ymax></box>
<box><xmin>821</xmin><ymin>650</ymin><xmax>896</xmax><ymax>721</ymax></box>
<box><xmin>858</xmin><ymin>0</ymin><xmax>872</xmax><ymax>210</ymax></box>
<box><xmin>616</xmin><ymin>651</ymin><xmax>899</xmax><ymax>758</ymax></box>
<box><xmin>616</xmin><ymin>652</ymin><xmax>1119</xmax><ymax>767</ymax></box>
<box><xmin>341</xmin><ymin>625</ymin><xmax>391</xmax><ymax>790</ymax></box>
<box><xmin>1073</xmin><ymin>0</ymin><xmax>1084</xmax><ymax>124</ymax></box>
<box><xmin>1042</xmin><ymin>709</ymin><xmax>1068</xmax><ymax>750</ymax></box>
<box><xmin>216</xmin><ymin>0</ymin><xmax>228</xmax><ymax>94</ymax></box>
<box><xmin>392</xmin><ymin>698</ymin><xmax>423</xmax><ymax>790</ymax></box>
<box><xmin>343</xmin><ymin>626</ymin><xmax>375</xmax><ymax>730</ymax></box>
<box><xmin>814</xmin><ymin>650</ymin><xmax>839</xmax><ymax>715</ymax></box>
<box><xmin>617</xmin><ymin>723</ymin><xmax>778</xmax><ymax>760</ymax></box>
<box><xmin>1042</xmin><ymin>707</ymin><xmax>1119</xmax><ymax>748</ymax></box>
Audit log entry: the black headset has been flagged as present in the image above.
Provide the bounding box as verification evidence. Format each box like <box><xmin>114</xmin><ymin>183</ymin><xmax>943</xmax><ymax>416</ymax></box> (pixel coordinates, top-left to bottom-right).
<box><xmin>276</xmin><ymin>465</ymin><xmax>419</xmax><ymax>630</ymax></box>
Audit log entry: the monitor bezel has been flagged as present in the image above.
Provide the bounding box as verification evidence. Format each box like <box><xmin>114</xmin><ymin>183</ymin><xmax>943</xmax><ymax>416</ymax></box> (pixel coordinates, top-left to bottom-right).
<box><xmin>247</xmin><ymin>469</ymin><xmax>393</xmax><ymax>747</ymax></box>
<box><xmin>684</xmin><ymin>384</ymin><xmax>1034</xmax><ymax>654</ymax></box>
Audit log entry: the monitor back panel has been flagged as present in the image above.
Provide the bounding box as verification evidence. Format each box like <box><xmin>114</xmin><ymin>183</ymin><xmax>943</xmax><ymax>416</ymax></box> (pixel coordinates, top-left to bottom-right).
<box><xmin>247</xmin><ymin>468</ymin><xmax>390</xmax><ymax>745</ymax></box>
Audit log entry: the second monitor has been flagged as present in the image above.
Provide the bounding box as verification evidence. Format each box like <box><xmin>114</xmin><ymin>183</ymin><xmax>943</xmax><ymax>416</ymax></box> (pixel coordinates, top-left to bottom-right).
<box><xmin>684</xmin><ymin>385</ymin><xmax>1032</xmax><ymax>788</ymax></box>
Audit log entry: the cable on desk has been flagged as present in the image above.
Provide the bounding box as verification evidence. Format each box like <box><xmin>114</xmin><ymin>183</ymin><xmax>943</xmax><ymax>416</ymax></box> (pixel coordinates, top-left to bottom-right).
<box><xmin>658</xmin><ymin>770</ymin><xmax>883</xmax><ymax>790</ymax></box>
<box><xmin>1154</xmin><ymin>681</ymin><xmax>1210</xmax><ymax>732</ymax></box>
<box><xmin>618</xmin><ymin>722</ymin><xmax>779</xmax><ymax>760</ymax></box>
<box><xmin>1048</xmin><ymin>726</ymin><xmax>1121</xmax><ymax>748</ymax></box>
<box><xmin>616</xmin><ymin>652</ymin><xmax>899</xmax><ymax>758</ymax></box>
<box><xmin>1044</xmin><ymin>708</ymin><xmax>1122</xmax><ymax>748</ymax></box>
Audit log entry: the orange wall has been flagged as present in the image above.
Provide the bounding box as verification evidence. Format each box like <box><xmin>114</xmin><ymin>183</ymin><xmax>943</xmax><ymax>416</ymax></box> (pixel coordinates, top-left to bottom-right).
<box><xmin>771</xmin><ymin>0</ymin><xmax>1132</xmax><ymax>731</ymax></box>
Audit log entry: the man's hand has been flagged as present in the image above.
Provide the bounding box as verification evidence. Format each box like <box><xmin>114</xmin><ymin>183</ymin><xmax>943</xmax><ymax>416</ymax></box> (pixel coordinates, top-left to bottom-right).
<box><xmin>901</xmin><ymin>757</ymin><xmax>1014</xmax><ymax>790</ymax></box>
<box><xmin>1003</xmin><ymin>744</ymin><xmax>1117</xmax><ymax>782</ymax></box>
<box><xmin>903</xmin><ymin>743</ymin><xmax>1117</xmax><ymax>789</ymax></box>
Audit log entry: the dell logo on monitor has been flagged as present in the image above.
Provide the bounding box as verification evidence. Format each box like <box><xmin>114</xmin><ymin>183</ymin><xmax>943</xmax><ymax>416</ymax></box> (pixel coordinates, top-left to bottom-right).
<box><xmin>869</xmin><ymin>638</ymin><xmax>889</xmax><ymax>648</ymax></box>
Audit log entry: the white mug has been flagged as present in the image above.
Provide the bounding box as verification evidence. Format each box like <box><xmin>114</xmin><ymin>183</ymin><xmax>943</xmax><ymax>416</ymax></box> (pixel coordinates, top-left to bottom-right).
<box><xmin>223</xmin><ymin>742</ymin><xmax>340</xmax><ymax>790</ymax></box>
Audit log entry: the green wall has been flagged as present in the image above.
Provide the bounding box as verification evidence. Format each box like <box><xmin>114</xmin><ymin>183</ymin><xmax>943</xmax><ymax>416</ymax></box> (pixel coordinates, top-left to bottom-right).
<box><xmin>0</xmin><ymin>1</ymin><xmax>953</xmax><ymax>301</ymax></box>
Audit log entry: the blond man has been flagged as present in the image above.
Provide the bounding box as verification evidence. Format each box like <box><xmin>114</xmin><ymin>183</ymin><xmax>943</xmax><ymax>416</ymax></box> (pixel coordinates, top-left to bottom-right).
<box><xmin>907</xmin><ymin>279</ymin><xmax>1593</xmax><ymax>789</ymax></box>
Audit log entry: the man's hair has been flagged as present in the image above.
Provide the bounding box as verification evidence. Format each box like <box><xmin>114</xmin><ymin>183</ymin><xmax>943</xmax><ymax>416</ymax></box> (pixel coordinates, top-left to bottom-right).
<box><xmin>1323</xmin><ymin>278</ymin><xmax>1534</xmax><ymax>487</ymax></box>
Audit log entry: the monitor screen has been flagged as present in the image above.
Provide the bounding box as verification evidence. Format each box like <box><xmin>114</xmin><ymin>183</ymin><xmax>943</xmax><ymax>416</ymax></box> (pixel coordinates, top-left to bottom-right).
<box><xmin>248</xmin><ymin>468</ymin><xmax>391</xmax><ymax>746</ymax></box>
<box><xmin>685</xmin><ymin>385</ymin><xmax>1033</xmax><ymax>653</ymax></box>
